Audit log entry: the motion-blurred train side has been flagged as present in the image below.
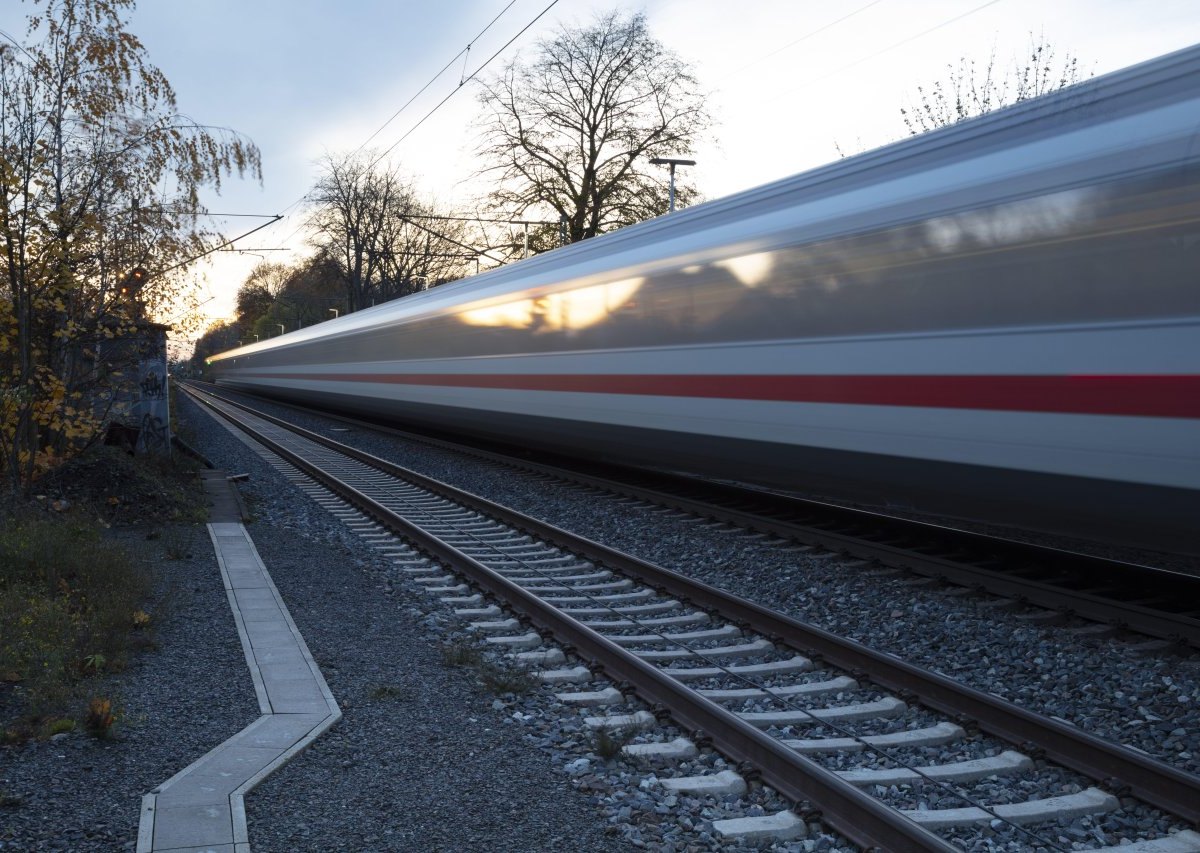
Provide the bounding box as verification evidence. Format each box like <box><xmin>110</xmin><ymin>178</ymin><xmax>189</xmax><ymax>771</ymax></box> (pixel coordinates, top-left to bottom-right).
<box><xmin>210</xmin><ymin>46</ymin><xmax>1200</xmax><ymax>555</ymax></box>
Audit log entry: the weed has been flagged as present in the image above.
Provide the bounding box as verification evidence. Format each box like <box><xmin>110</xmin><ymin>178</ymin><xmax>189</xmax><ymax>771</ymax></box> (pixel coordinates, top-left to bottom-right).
<box><xmin>0</xmin><ymin>515</ymin><xmax>149</xmax><ymax>722</ymax></box>
<box><xmin>83</xmin><ymin>697</ymin><xmax>116</xmax><ymax>738</ymax></box>
<box><xmin>41</xmin><ymin>718</ymin><xmax>76</xmax><ymax>737</ymax></box>
<box><xmin>160</xmin><ymin>527</ymin><xmax>192</xmax><ymax>560</ymax></box>
<box><xmin>0</xmin><ymin>789</ymin><xmax>22</xmax><ymax>808</ymax></box>
<box><xmin>440</xmin><ymin>641</ymin><xmax>482</xmax><ymax>668</ymax></box>
<box><xmin>592</xmin><ymin>726</ymin><xmax>635</xmax><ymax>760</ymax></box>
<box><xmin>477</xmin><ymin>661</ymin><xmax>537</xmax><ymax>696</ymax></box>
<box><xmin>368</xmin><ymin>684</ymin><xmax>405</xmax><ymax>701</ymax></box>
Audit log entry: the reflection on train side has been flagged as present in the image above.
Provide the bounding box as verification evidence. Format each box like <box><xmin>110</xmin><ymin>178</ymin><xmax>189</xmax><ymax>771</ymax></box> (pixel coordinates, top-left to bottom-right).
<box><xmin>924</xmin><ymin>187</ymin><xmax>1097</xmax><ymax>252</ymax></box>
<box><xmin>235</xmin><ymin>166</ymin><xmax>1199</xmax><ymax>370</ymax></box>
<box><xmin>458</xmin><ymin>278</ymin><xmax>644</xmax><ymax>332</ymax></box>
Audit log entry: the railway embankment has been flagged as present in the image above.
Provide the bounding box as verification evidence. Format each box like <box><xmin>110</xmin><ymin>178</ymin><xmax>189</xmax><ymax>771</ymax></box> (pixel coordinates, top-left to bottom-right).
<box><xmin>1</xmin><ymin>501</ymin><xmax>255</xmax><ymax>849</ymax></box>
<box><xmin>1</xmin><ymin>399</ymin><xmax>630</xmax><ymax>851</ymax></box>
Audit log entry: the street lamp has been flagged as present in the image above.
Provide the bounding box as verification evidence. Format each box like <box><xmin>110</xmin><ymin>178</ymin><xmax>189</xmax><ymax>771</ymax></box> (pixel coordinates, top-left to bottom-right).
<box><xmin>275</xmin><ymin>323</ymin><xmax>285</xmax><ymax>336</ymax></box>
<box><xmin>649</xmin><ymin>157</ymin><xmax>696</xmax><ymax>213</ymax></box>
<box><xmin>328</xmin><ymin>308</ymin><xmax>339</xmax><ymax>319</ymax></box>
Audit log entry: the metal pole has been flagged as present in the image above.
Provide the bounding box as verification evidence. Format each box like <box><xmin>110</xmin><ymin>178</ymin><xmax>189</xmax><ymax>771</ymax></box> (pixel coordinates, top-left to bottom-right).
<box><xmin>650</xmin><ymin>157</ymin><xmax>696</xmax><ymax>215</ymax></box>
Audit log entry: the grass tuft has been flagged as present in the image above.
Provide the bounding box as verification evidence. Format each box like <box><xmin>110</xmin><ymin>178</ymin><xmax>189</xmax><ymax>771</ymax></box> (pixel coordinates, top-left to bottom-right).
<box><xmin>592</xmin><ymin>726</ymin><xmax>635</xmax><ymax>760</ymax></box>
<box><xmin>368</xmin><ymin>683</ymin><xmax>406</xmax><ymax>701</ymax></box>
<box><xmin>83</xmin><ymin>697</ymin><xmax>117</xmax><ymax>738</ymax></box>
<box><xmin>41</xmin><ymin>718</ymin><xmax>76</xmax><ymax>737</ymax></box>
<box><xmin>160</xmin><ymin>527</ymin><xmax>192</xmax><ymax>560</ymax></box>
<box><xmin>477</xmin><ymin>661</ymin><xmax>537</xmax><ymax>696</ymax></box>
<box><xmin>440</xmin><ymin>641</ymin><xmax>482</xmax><ymax>668</ymax></box>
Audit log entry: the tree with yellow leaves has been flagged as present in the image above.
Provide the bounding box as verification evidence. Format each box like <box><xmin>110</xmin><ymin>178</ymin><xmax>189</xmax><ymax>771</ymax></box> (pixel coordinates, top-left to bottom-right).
<box><xmin>0</xmin><ymin>0</ymin><xmax>261</xmax><ymax>488</ymax></box>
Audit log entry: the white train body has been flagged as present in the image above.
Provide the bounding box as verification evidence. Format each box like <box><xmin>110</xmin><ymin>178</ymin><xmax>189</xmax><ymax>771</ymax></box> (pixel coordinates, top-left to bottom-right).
<box><xmin>211</xmin><ymin>46</ymin><xmax>1200</xmax><ymax>553</ymax></box>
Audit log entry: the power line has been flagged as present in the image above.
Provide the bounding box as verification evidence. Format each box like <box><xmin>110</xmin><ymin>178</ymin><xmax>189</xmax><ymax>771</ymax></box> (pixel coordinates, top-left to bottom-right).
<box><xmin>156</xmin><ymin>216</ymin><xmax>283</xmax><ymax>275</ymax></box>
<box><xmin>405</xmin><ymin>213</ymin><xmax>559</xmax><ymax>225</ymax></box>
<box><xmin>351</xmin><ymin>0</ymin><xmax>519</xmax><ymax>157</ymax></box>
<box><xmin>368</xmin><ymin>0</ymin><xmax>564</xmax><ymax>170</ymax></box>
<box><xmin>780</xmin><ymin>0</ymin><xmax>1004</xmax><ymax>97</ymax></box>
<box><xmin>716</xmin><ymin>0</ymin><xmax>887</xmax><ymax>85</ymax></box>
<box><xmin>265</xmin><ymin>0</ymin><xmax>546</xmax><ymax>256</ymax></box>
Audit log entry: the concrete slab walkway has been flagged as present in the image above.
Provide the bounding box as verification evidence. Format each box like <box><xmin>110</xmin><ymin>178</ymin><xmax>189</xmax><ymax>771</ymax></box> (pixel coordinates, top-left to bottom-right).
<box><xmin>136</xmin><ymin>520</ymin><xmax>341</xmax><ymax>852</ymax></box>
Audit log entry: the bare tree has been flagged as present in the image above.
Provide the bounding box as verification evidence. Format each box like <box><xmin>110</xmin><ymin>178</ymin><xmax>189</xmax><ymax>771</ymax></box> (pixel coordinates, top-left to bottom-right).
<box><xmin>901</xmin><ymin>34</ymin><xmax>1089</xmax><ymax>135</ymax></box>
<box><xmin>306</xmin><ymin>153</ymin><xmax>469</xmax><ymax>312</ymax></box>
<box><xmin>476</xmin><ymin>11</ymin><xmax>711</xmax><ymax>244</ymax></box>
<box><xmin>374</xmin><ymin>205</ymin><xmax>473</xmax><ymax>299</ymax></box>
<box><xmin>306</xmin><ymin>153</ymin><xmax>403</xmax><ymax>312</ymax></box>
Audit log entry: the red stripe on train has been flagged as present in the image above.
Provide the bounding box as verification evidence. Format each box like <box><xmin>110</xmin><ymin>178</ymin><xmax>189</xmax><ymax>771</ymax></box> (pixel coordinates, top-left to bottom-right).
<box><xmin>247</xmin><ymin>373</ymin><xmax>1200</xmax><ymax>419</ymax></box>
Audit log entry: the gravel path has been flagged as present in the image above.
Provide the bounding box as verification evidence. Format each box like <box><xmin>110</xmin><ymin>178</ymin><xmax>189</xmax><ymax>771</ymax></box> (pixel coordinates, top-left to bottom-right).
<box><xmin>0</xmin><ymin>525</ymin><xmax>256</xmax><ymax>851</ymax></box>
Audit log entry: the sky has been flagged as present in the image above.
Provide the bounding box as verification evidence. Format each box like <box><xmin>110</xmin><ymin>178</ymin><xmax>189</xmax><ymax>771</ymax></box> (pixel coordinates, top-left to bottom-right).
<box><xmin>3</xmin><ymin>0</ymin><xmax>1198</xmax><ymax>357</ymax></box>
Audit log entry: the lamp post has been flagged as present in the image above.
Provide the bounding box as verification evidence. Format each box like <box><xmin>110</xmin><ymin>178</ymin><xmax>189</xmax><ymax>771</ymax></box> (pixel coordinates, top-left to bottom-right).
<box><xmin>328</xmin><ymin>308</ymin><xmax>339</xmax><ymax>319</ymax></box>
<box><xmin>649</xmin><ymin>157</ymin><xmax>696</xmax><ymax>213</ymax></box>
<box><xmin>275</xmin><ymin>323</ymin><xmax>285</xmax><ymax>337</ymax></box>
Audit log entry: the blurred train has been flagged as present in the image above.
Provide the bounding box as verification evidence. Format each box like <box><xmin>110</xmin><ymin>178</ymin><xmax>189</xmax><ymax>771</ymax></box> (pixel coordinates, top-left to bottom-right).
<box><xmin>210</xmin><ymin>45</ymin><xmax>1200</xmax><ymax>555</ymax></box>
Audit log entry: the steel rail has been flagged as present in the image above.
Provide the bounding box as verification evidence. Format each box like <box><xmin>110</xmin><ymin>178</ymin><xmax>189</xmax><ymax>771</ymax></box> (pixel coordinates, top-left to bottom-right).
<box><xmin>183</xmin><ymin>384</ymin><xmax>956</xmax><ymax>851</ymax></box>
<box><xmin>188</xmin><ymin>382</ymin><xmax>1200</xmax><ymax>648</ymax></box>
<box><xmin>186</xmin><ymin>383</ymin><xmax>1200</xmax><ymax>825</ymax></box>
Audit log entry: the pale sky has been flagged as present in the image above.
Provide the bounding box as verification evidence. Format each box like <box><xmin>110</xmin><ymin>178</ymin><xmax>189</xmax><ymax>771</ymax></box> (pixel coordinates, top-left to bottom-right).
<box><xmin>3</xmin><ymin>0</ymin><xmax>1197</xmax><ymax>356</ymax></box>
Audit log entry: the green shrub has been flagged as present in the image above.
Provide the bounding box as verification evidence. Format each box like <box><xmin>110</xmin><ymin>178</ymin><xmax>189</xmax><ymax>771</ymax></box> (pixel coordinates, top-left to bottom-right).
<box><xmin>0</xmin><ymin>517</ymin><xmax>149</xmax><ymax>725</ymax></box>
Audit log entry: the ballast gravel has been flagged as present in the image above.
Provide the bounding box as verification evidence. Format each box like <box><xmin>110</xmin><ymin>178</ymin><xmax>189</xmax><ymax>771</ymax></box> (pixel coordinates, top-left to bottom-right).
<box><xmin>178</xmin><ymin>388</ymin><xmax>1200</xmax><ymax>850</ymax></box>
<box><xmin>0</xmin><ymin>525</ymin><xmax>257</xmax><ymax>851</ymax></box>
<box><xmin>173</xmin><ymin>394</ymin><xmax>631</xmax><ymax>852</ymax></box>
<box><xmin>217</xmin><ymin>393</ymin><xmax>1200</xmax><ymax>776</ymax></box>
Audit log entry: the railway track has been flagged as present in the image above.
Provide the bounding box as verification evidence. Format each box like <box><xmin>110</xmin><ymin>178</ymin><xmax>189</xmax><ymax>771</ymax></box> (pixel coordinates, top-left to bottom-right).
<box><xmin>182</xmin><ymin>382</ymin><xmax>1200</xmax><ymax>851</ymax></box>
<box><xmin>188</xmin><ymin>382</ymin><xmax>1200</xmax><ymax>651</ymax></box>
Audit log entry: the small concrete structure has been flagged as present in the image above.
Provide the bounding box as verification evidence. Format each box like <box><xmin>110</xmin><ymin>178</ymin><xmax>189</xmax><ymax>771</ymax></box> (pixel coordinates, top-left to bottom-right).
<box><xmin>659</xmin><ymin>769</ymin><xmax>747</xmax><ymax>797</ymax></box>
<box><xmin>1095</xmin><ymin>832</ymin><xmax>1200</xmax><ymax>852</ymax></box>
<box><xmin>713</xmin><ymin>810</ymin><xmax>807</xmax><ymax>843</ymax></box>
<box><xmin>837</xmin><ymin>750</ymin><xmax>1032</xmax><ymax>786</ymax></box>
<box><xmin>584</xmin><ymin>710</ymin><xmax>657</xmax><ymax>731</ymax></box>
<box><xmin>903</xmin><ymin>787</ymin><xmax>1118</xmax><ymax>829</ymax></box>
<box><xmin>622</xmin><ymin>737</ymin><xmax>699</xmax><ymax>760</ymax></box>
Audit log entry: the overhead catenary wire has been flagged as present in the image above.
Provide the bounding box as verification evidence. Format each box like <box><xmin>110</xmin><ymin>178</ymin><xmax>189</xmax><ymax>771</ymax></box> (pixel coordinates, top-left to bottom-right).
<box><xmin>776</xmin><ymin>0</ymin><xmax>1004</xmax><ymax>98</ymax></box>
<box><xmin>367</xmin><ymin>0</ymin><xmax>564</xmax><ymax>171</ymax></box>
<box><xmin>715</xmin><ymin>0</ymin><xmax>887</xmax><ymax>85</ymax></box>
<box><xmin>266</xmin><ymin>0</ymin><xmax>548</xmax><ymax>257</ymax></box>
<box><xmin>352</xmin><ymin>0</ymin><xmax>518</xmax><ymax>157</ymax></box>
<box><xmin>155</xmin><ymin>215</ymin><xmax>283</xmax><ymax>276</ymax></box>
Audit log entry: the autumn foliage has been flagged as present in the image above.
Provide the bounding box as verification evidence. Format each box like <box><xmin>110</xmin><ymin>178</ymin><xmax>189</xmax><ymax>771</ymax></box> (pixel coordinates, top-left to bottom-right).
<box><xmin>0</xmin><ymin>0</ymin><xmax>260</xmax><ymax>488</ymax></box>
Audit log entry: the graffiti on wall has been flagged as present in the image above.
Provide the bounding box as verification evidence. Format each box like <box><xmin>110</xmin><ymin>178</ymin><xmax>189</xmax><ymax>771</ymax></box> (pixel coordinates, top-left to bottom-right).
<box><xmin>133</xmin><ymin>331</ymin><xmax>171</xmax><ymax>456</ymax></box>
